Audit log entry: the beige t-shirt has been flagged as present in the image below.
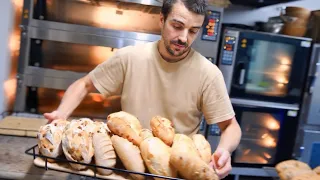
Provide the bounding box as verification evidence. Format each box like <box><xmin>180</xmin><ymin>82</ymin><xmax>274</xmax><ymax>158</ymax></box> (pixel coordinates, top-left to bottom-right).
<box><xmin>89</xmin><ymin>41</ymin><xmax>235</xmax><ymax>135</ymax></box>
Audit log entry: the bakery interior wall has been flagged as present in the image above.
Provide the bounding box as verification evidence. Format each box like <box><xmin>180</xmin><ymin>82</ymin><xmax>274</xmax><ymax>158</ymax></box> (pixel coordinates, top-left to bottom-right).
<box><xmin>223</xmin><ymin>0</ymin><xmax>320</xmax><ymax>26</ymax></box>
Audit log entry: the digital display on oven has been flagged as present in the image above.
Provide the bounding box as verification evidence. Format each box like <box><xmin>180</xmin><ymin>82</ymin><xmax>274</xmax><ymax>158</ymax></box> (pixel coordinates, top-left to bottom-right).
<box><xmin>221</xmin><ymin>36</ymin><xmax>236</xmax><ymax>65</ymax></box>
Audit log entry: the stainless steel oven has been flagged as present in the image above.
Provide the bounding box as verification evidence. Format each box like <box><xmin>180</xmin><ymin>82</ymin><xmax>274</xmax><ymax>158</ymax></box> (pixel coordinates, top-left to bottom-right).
<box><xmin>206</xmin><ymin>100</ymin><xmax>300</xmax><ymax>168</ymax></box>
<box><xmin>218</xmin><ymin>28</ymin><xmax>313</xmax><ymax>104</ymax></box>
<box><xmin>13</xmin><ymin>0</ymin><xmax>224</xmax><ymax>119</ymax></box>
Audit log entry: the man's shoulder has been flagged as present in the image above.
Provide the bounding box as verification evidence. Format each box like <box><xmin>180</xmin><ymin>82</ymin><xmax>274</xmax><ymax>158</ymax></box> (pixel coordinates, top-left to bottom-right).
<box><xmin>114</xmin><ymin>41</ymin><xmax>156</xmax><ymax>57</ymax></box>
<box><xmin>191</xmin><ymin>50</ymin><xmax>222</xmax><ymax>77</ymax></box>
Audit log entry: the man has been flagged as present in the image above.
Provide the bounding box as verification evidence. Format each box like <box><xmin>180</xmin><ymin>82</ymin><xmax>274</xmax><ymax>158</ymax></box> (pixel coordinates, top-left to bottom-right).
<box><xmin>44</xmin><ymin>0</ymin><xmax>241</xmax><ymax>179</ymax></box>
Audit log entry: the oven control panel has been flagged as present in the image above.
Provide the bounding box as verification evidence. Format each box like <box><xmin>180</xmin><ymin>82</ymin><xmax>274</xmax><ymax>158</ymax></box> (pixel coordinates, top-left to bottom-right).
<box><xmin>221</xmin><ymin>36</ymin><xmax>236</xmax><ymax>65</ymax></box>
<box><xmin>201</xmin><ymin>10</ymin><xmax>221</xmax><ymax>41</ymax></box>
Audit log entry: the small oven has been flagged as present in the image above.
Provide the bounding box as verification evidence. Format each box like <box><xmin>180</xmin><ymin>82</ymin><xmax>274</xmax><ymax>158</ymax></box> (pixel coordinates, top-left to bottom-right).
<box><xmin>13</xmin><ymin>0</ymin><xmax>224</xmax><ymax>120</ymax></box>
<box><xmin>218</xmin><ymin>28</ymin><xmax>313</xmax><ymax>104</ymax></box>
<box><xmin>206</xmin><ymin>99</ymin><xmax>300</xmax><ymax>168</ymax></box>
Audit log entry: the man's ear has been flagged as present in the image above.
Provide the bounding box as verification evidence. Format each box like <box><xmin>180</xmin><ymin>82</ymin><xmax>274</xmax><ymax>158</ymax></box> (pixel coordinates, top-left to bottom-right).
<box><xmin>159</xmin><ymin>12</ymin><xmax>165</xmax><ymax>28</ymax></box>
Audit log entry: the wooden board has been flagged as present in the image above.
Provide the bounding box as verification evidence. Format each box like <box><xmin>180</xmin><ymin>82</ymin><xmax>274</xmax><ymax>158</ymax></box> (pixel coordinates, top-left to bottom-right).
<box><xmin>33</xmin><ymin>157</ymin><xmax>132</xmax><ymax>180</ymax></box>
<box><xmin>0</xmin><ymin>116</ymin><xmax>48</xmax><ymax>137</ymax></box>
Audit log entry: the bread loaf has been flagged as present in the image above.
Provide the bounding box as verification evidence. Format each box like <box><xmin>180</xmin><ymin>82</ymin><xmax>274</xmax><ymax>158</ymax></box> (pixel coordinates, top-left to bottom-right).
<box><xmin>150</xmin><ymin>116</ymin><xmax>175</xmax><ymax>146</ymax></box>
<box><xmin>278</xmin><ymin>168</ymin><xmax>317</xmax><ymax>180</ymax></box>
<box><xmin>37</xmin><ymin>123</ymin><xmax>65</xmax><ymax>162</ymax></box>
<box><xmin>139</xmin><ymin>129</ymin><xmax>154</xmax><ymax>140</ymax></box>
<box><xmin>192</xmin><ymin>134</ymin><xmax>212</xmax><ymax>164</ymax></box>
<box><xmin>140</xmin><ymin>137</ymin><xmax>177</xmax><ymax>179</ymax></box>
<box><xmin>111</xmin><ymin>135</ymin><xmax>145</xmax><ymax>180</ymax></box>
<box><xmin>172</xmin><ymin>134</ymin><xmax>199</xmax><ymax>157</ymax></box>
<box><xmin>94</xmin><ymin>121</ymin><xmax>111</xmax><ymax>134</ymax></box>
<box><xmin>93</xmin><ymin>133</ymin><xmax>116</xmax><ymax>175</ymax></box>
<box><xmin>51</xmin><ymin>119</ymin><xmax>69</xmax><ymax>131</ymax></box>
<box><xmin>61</xmin><ymin>119</ymin><xmax>96</xmax><ymax>170</ymax></box>
<box><xmin>107</xmin><ymin>117</ymin><xmax>142</xmax><ymax>146</ymax></box>
<box><xmin>107</xmin><ymin>111</ymin><xmax>142</xmax><ymax>135</ymax></box>
<box><xmin>276</xmin><ymin>160</ymin><xmax>311</xmax><ymax>173</ymax></box>
<box><xmin>313</xmin><ymin>166</ymin><xmax>320</xmax><ymax>175</ymax></box>
<box><xmin>291</xmin><ymin>172</ymin><xmax>320</xmax><ymax>180</ymax></box>
<box><xmin>170</xmin><ymin>145</ymin><xmax>219</xmax><ymax>180</ymax></box>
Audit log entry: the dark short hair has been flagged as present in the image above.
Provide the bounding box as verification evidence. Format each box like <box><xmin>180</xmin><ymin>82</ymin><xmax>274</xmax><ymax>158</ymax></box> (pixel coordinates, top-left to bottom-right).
<box><xmin>161</xmin><ymin>0</ymin><xmax>207</xmax><ymax>21</ymax></box>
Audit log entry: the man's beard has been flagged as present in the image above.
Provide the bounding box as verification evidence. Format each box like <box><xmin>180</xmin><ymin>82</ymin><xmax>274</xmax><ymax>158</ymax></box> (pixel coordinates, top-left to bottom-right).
<box><xmin>164</xmin><ymin>39</ymin><xmax>190</xmax><ymax>57</ymax></box>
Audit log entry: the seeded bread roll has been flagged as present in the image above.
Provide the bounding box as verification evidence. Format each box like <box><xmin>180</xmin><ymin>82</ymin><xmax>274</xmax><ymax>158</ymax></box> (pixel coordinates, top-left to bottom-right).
<box><xmin>111</xmin><ymin>135</ymin><xmax>145</xmax><ymax>180</ymax></box>
<box><xmin>37</xmin><ymin>122</ymin><xmax>66</xmax><ymax>162</ymax></box>
<box><xmin>61</xmin><ymin>118</ymin><xmax>96</xmax><ymax>170</ymax></box>
<box><xmin>107</xmin><ymin>111</ymin><xmax>142</xmax><ymax>135</ymax></box>
<box><xmin>140</xmin><ymin>136</ymin><xmax>177</xmax><ymax>180</ymax></box>
<box><xmin>107</xmin><ymin>117</ymin><xmax>142</xmax><ymax>146</ymax></box>
<box><xmin>170</xmin><ymin>144</ymin><xmax>219</xmax><ymax>180</ymax></box>
<box><xmin>93</xmin><ymin>132</ymin><xmax>116</xmax><ymax>175</ymax></box>
<box><xmin>150</xmin><ymin>116</ymin><xmax>175</xmax><ymax>146</ymax></box>
<box><xmin>192</xmin><ymin>134</ymin><xmax>212</xmax><ymax>164</ymax></box>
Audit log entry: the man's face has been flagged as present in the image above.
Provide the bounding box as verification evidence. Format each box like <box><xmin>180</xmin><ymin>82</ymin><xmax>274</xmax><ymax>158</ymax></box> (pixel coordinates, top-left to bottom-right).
<box><xmin>160</xmin><ymin>1</ymin><xmax>205</xmax><ymax>57</ymax></box>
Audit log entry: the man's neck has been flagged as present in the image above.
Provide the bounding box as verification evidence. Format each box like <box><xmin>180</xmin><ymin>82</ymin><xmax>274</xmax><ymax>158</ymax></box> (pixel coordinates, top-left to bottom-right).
<box><xmin>157</xmin><ymin>40</ymin><xmax>190</xmax><ymax>63</ymax></box>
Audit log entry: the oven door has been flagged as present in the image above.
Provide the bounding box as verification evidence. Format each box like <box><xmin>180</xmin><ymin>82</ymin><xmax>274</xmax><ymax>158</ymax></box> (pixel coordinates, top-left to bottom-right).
<box><xmin>230</xmin><ymin>102</ymin><xmax>300</xmax><ymax>167</ymax></box>
<box><xmin>219</xmin><ymin>29</ymin><xmax>312</xmax><ymax>104</ymax></box>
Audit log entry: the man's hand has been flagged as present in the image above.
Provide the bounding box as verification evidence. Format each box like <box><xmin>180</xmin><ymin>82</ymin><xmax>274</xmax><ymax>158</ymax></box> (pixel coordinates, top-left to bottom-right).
<box><xmin>43</xmin><ymin>110</ymin><xmax>65</xmax><ymax>124</ymax></box>
<box><xmin>209</xmin><ymin>148</ymin><xmax>232</xmax><ymax>179</ymax></box>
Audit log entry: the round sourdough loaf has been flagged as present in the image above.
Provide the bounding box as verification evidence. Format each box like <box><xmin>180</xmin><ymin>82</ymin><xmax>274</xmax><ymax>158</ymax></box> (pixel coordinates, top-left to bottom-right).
<box><xmin>61</xmin><ymin>118</ymin><xmax>96</xmax><ymax>170</ymax></box>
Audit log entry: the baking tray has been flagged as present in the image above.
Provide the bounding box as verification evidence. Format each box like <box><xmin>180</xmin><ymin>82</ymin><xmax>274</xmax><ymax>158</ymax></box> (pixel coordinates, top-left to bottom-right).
<box><xmin>25</xmin><ymin>144</ymin><xmax>184</xmax><ymax>180</ymax></box>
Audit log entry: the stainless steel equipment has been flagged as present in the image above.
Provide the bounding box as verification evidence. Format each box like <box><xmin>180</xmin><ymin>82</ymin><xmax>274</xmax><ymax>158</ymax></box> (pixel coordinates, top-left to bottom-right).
<box><xmin>14</xmin><ymin>0</ymin><xmax>223</xmax><ymax>120</ymax></box>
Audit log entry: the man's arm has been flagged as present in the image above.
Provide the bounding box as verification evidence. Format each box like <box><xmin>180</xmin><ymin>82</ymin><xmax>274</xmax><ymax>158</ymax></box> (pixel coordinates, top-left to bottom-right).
<box><xmin>216</xmin><ymin>116</ymin><xmax>242</xmax><ymax>153</ymax></box>
<box><xmin>44</xmin><ymin>75</ymin><xmax>96</xmax><ymax>122</ymax></box>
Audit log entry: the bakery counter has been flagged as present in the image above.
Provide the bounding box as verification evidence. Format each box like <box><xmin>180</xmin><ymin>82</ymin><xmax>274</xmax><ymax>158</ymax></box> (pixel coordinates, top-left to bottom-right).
<box><xmin>0</xmin><ymin>135</ymin><xmax>92</xmax><ymax>180</ymax></box>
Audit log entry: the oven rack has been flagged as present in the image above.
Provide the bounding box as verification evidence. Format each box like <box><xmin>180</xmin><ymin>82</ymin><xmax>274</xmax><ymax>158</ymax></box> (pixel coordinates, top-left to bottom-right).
<box><xmin>25</xmin><ymin>144</ymin><xmax>184</xmax><ymax>180</ymax></box>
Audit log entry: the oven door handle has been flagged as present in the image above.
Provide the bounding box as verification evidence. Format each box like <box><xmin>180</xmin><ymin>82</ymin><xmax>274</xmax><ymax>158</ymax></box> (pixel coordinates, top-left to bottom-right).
<box><xmin>234</xmin><ymin>62</ymin><xmax>247</xmax><ymax>87</ymax></box>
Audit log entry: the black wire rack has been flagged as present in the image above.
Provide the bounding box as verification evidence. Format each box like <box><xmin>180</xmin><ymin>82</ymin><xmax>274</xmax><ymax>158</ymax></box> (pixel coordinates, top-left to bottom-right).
<box><xmin>25</xmin><ymin>144</ymin><xmax>184</xmax><ymax>180</ymax></box>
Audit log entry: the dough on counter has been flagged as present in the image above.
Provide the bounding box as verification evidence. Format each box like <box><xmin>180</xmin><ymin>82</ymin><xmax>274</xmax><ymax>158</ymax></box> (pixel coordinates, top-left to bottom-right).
<box><xmin>150</xmin><ymin>116</ymin><xmax>175</xmax><ymax>146</ymax></box>
<box><xmin>61</xmin><ymin>118</ymin><xmax>96</xmax><ymax>170</ymax></box>
<box><xmin>140</xmin><ymin>136</ymin><xmax>177</xmax><ymax>180</ymax></box>
<box><xmin>93</xmin><ymin>133</ymin><xmax>116</xmax><ymax>175</ymax></box>
<box><xmin>111</xmin><ymin>135</ymin><xmax>145</xmax><ymax>180</ymax></box>
<box><xmin>107</xmin><ymin>111</ymin><xmax>142</xmax><ymax>135</ymax></box>
<box><xmin>192</xmin><ymin>134</ymin><xmax>212</xmax><ymax>164</ymax></box>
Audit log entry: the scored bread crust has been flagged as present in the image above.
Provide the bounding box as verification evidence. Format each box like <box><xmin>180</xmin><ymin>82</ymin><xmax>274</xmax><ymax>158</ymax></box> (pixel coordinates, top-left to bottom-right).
<box><xmin>139</xmin><ymin>129</ymin><xmax>154</xmax><ymax>140</ymax></box>
<box><xmin>140</xmin><ymin>137</ymin><xmax>177</xmax><ymax>179</ymax></box>
<box><xmin>170</xmin><ymin>145</ymin><xmax>219</xmax><ymax>180</ymax></box>
<box><xmin>37</xmin><ymin>123</ymin><xmax>64</xmax><ymax>162</ymax></box>
<box><xmin>61</xmin><ymin>119</ymin><xmax>96</xmax><ymax>170</ymax></box>
<box><xmin>150</xmin><ymin>116</ymin><xmax>175</xmax><ymax>146</ymax></box>
<box><xmin>107</xmin><ymin>111</ymin><xmax>142</xmax><ymax>135</ymax></box>
<box><xmin>107</xmin><ymin>117</ymin><xmax>142</xmax><ymax>146</ymax></box>
<box><xmin>192</xmin><ymin>134</ymin><xmax>212</xmax><ymax>164</ymax></box>
<box><xmin>172</xmin><ymin>134</ymin><xmax>199</xmax><ymax>157</ymax></box>
<box><xmin>93</xmin><ymin>133</ymin><xmax>116</xmax><ymax>175</ymax></box>
<box><xmin>111</xmin><ymin>135</ymin><xmax>145</xmax><ymax>180</ymax></box>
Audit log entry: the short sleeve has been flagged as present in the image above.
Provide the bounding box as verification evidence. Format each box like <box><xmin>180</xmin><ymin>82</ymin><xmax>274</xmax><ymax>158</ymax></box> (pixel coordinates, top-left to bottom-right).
<box><xmin>201</xmin><ymin>70</ymin><xmax>235</xmax><ymax>124</ymax></box>
<box><xmin>88</xmin><ymin>51</ymin><xmax>126</xmax><ymax>97</ymax></box>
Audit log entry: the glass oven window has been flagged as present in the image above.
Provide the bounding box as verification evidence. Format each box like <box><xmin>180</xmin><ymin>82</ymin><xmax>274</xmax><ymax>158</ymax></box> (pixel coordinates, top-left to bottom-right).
<box><xmin>245</xmin><ymin>40</ymin><xmax>296</xmax><ymax>97</ymax></box>
<box><xmin>234</xmin><ymin>111</ymin><xmax>282</xmax><ymax>164</ymax></box>
<box><xmin>31</xmin><ymin>40</ymin><xmax>117</xmax><ymax>73</ymax></box>
<box><xmin>35</xmin><ymin>87</ymin><xmax>121</xmax><ymax>119</ymax></box>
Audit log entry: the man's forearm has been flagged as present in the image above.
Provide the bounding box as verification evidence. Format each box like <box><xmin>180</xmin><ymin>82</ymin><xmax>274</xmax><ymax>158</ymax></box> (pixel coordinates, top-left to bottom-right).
<box><xmin>56</xmin><ymin>75</ymin><xmax>95</xmax><ymax>119</ymax></box>
<box><xmin>217</xmin><ymin>117</ymin><xmax>242</xmax><ymax>153</ymax></box>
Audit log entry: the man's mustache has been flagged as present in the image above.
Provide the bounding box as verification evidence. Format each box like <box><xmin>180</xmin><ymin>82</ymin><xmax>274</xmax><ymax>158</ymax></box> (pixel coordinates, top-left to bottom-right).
<box><xmin>170</xmin><ymin>40</ymin><xmax>188</xmax><ymax>47</ymax></box>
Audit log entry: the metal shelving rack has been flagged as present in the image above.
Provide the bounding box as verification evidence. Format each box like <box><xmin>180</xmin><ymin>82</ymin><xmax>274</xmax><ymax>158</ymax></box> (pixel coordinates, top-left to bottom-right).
<box><xmin>14</xmin><ymin>0</ymin><xmax>162</xmax><ymax>113</ymax></box>
<box><xmin>15</xmin><ymin>0</ymin><xmax>279</xmax><ymax>179</ymax></box>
